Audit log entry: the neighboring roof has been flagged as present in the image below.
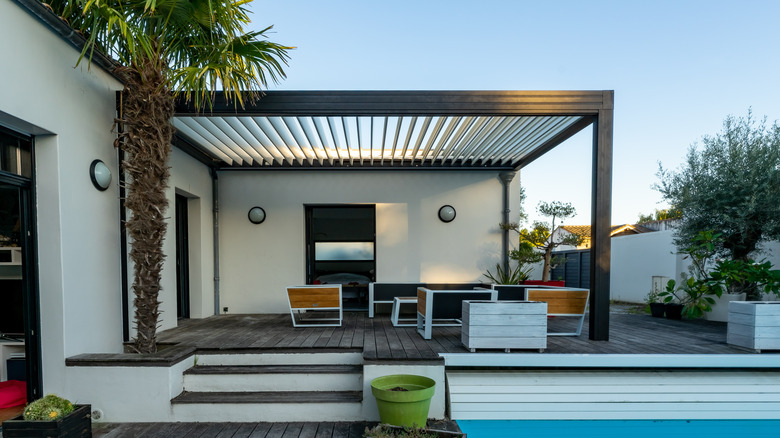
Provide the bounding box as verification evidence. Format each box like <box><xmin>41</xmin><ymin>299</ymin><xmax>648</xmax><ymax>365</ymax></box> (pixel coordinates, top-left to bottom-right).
<box><xmin>172</xmin><ymin>90</ymin><xmax>613</xmax><ymax>170</ymax></box>
<box><xmin>560</xmin><ymin>224</ymin><xmax>654</xmax><ymax>239</ymax></box>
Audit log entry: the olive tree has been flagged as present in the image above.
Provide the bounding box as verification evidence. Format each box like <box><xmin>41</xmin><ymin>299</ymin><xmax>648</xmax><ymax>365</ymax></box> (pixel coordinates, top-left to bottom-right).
<box><xmin>656</xmin><ymin>110</ymin><xmax>780</xmax><ymax>262</ymax></box>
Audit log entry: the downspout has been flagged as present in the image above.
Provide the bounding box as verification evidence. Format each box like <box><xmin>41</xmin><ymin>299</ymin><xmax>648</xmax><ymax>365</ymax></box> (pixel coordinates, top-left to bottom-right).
<box><xmin>498</xmin><ymin>171</ymin><xmax>516</xmax><ymax>273</ymax></box>
<box><xmin>211</xmin><ymin>167</ymin><xmax>221</xmax><ymax>315</ymax></box>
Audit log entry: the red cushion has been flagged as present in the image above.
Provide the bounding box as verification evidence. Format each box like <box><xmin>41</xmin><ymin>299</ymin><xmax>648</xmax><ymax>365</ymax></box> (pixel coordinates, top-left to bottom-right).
<box><xmin>524</xmin><ymin>280</ymin><xmax>565</xmax><ymax>287</ymax></box>
<box><xmin>0</xmin><ymin>380</ymin><xmax>26</xmax><ymax>408</ymax></box>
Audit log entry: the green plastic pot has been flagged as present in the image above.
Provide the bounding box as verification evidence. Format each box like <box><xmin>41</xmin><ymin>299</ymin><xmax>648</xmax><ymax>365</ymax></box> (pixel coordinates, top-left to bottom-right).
<box><xmin>371</xmin><ymin>374</ymin><xmax>436</xmax><ymax>428</ymax></box>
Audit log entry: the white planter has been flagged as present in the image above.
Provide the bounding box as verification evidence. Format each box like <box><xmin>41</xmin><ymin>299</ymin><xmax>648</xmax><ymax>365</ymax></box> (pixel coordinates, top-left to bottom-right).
<box><xmin>461</xmin><ymin>300</ymin><xmax>547</xmax><ymax>352</ymax></box>
<box><xmin>727</xmin><ymin>301</ymin><xmax>780</xmax><ymax>352</ymax></box>
<box><xmin>704</xmin><ymin>292</ymin><xmax>746</xmax><ymax>322</ymax></box>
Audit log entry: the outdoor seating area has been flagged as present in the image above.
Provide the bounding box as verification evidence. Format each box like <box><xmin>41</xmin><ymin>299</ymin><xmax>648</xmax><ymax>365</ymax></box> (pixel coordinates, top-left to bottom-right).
<box><xmin>154</xmin><ymin>310</ymin><xmax>741</xmax><ymax>359</ymax></box>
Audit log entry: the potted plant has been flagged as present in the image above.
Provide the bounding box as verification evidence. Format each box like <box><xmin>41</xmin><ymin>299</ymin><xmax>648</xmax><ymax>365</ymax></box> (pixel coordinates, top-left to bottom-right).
<box><xmin>2</xmin><ymin>394</ymin><xmax>91</xmax><ymax>438</ymax></box>
<box><xmin>645</xmin><ymin>289</ymin><xmax>665</xmax><ymax>318</ymax></box>
<box><xmin>371</xmin><ymin>375</ymin><xmax>436</xmax><ymax>428</ymax></box>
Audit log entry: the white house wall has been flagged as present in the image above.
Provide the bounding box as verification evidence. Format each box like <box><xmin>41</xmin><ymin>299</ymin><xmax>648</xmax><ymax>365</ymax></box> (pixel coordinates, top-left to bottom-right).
<box><xmin>218</xmin><ymin>170</ymin><xmax>520</xmax><ymax>314</ymax></box>
<box><xmin>0</xmin><ymin>0</ymin><xmax>124</xmax><ymax>398</ymax></box>
<box><xmin>160</xmin><ymin>148</ymin><xmax>216</xmax><ymax>327</ymax></box>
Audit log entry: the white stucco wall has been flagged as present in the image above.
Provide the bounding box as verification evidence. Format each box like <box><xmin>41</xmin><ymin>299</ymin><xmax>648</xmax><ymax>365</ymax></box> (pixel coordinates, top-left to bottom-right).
<box><xmin>160</xmin><ymin>148</ymin><xmax>216</xmax><ymax>328</ymax></box>
<box><xmin>0</xmin><ymin>1</ymin><xmax>124</xmax><ymax>397</ymax></box>
<box><xmin>609</xmin><ymin>231</ymin><xmax>780</xmax><ymax>304</ymax></box>
<box><xmin>218</xmin><ymin>170</ymin><xmax>521</xmax><ymax>314</ymax></box>
<box><xmin>609</xmin><ymin>230</ymin><xmax>680</xmax><ymax>303</ymax></box>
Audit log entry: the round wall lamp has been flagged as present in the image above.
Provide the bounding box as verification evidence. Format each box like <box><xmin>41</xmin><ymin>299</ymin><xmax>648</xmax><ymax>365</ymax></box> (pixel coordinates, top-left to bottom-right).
<box><xmin>438</xmin><ymin>205</ymin><xmax>456</xmax><ymax>223</ymax></box>
<box><xmin>90</xmin><ymin>159</ymin><xmax>112</xmax><ymax>191</ymax></box>
<box><xmin>248</xmin><ymin>206</ymin><xmax>266</xmax><ymax>224</ymax></box>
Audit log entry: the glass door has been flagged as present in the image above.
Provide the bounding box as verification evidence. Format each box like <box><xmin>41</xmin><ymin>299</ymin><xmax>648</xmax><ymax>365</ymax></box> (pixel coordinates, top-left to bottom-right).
<box><xmin>0</xmin><ymin>127</ymin><xmax>41</xmax><ymax>402</ymax></box>
<box><xmin>305</xmin><ymin>205</ymin><xmax>376</xmax><ymax>311</ymax></box>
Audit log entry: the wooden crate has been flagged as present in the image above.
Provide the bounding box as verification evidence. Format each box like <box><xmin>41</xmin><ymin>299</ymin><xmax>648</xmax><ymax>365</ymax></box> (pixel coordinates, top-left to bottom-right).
<box><xmin>2</xmin><ymin>404</ymin><xmax>91</xmax><ymax>438</ymax></box>
<box><xmin>461</xmin><ymin>300</ymin><xmax>547</xmax><ymax>352</ymax></box>
<box><xmin>727</xmin><ymin>301</ymin><xmax>780</xmax><ymax>352</ymax></box>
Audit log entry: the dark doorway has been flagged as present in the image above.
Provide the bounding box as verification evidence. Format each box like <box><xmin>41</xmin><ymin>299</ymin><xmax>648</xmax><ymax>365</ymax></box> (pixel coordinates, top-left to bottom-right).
<box><xmin>175</xmin><ymin>194</ymin><xmax>190</xmax><ymax>319</ymax></box>
<box><xmin>0</xmin><ymin>126</ymin><xmax>41</xmax><ymax>402</ymax></box>
<box><xmin>305</xmin><ymin>205</ymin><xmax>375</xmax><ymax>311</ymax></box>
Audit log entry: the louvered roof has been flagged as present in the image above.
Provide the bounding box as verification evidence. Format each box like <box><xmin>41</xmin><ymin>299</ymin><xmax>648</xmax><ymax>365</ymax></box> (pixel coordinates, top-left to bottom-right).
<box><xmin>172</xmin><ymin>90</ymin><xmax>612</xmax><ymax>170</ymax></box>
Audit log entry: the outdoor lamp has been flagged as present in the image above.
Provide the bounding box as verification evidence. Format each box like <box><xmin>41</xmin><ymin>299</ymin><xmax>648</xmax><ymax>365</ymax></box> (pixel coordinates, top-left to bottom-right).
<box><xmin>438</xmin><ymin>205</ymin><xmax>456</xmax><ymax>223</ymax></box>
<box><xmin>248</xmin><ymin>206</ymin><xmax>266</xmax><ymax>224</ymax></box>
<box><xmin>90</xmin><ymin>159</ymin><xmax>112</xmax><ymax>191</ymax></box>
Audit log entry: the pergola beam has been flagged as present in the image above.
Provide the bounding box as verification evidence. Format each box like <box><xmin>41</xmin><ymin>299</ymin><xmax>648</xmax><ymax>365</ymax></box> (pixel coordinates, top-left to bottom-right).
<box><xmin>175</xmin><ymin>90</ymin><xmax>611</xmax><ymax>117</ymax></box>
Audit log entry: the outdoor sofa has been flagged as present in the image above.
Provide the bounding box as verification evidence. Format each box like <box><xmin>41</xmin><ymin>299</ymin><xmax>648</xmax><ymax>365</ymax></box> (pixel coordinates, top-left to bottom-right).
<box><xmin>368</xmin><ymin>282</ymin><xmax>487</xmax><ymax>318</ymax></box>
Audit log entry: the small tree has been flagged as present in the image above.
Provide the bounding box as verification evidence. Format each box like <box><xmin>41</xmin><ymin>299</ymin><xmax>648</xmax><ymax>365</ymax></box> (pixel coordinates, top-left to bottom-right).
<box><xmin>503</xmin><ymin>201</ymin><xmax>583</xmax><ymax>282</ymax></box>
<box><xmin>656</xmin><ymin>110</ymin><xmax>780</xmax><ymax>262</ymax></box>
<box><xmin>637</xmin><ymin>208</ymin><xmax>681</xmax><ymax>224</ymax></box>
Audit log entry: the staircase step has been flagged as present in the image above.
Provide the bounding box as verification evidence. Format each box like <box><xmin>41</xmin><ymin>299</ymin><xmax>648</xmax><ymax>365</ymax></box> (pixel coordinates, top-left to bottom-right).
<box><xmin>184</xmin><ymin>364</ymin><xmax>362</xmax><ymax>375</ymax></box>
<box><xmin>182</xmin><ymin>365</ymin><xmax>363</xmax><ymax>391</ymax></box>
<box><xmin>172</xmin><ymin>390</ymin><xmax>362</xmax><ymax>404</ymax></box>
<box><xmin>195</xmin><ymin>351</ymin><xmax>363</xmax><ymax>366</ymax></box>
<box><xmin>170</xmin><ymin>390</ymin><xmax>365</xmax><ymax>422</ymax></box>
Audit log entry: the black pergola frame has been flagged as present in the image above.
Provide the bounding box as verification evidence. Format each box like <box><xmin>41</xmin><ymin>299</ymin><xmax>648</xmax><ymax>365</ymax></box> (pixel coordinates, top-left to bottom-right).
<box><xmin>174</xmin><ymin>90</ymin><xmax>614</xmax><ymax>341</ymax></box>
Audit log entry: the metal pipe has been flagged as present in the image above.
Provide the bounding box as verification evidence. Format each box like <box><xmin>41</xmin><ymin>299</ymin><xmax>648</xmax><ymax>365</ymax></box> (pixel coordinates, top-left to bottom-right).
<box><xmin>498</xmin><ymin>171</ymin><xmax>516</xmax><ymax>273</ymax></box>
<box><xmin>211</xmin><ymin>168</ymin><xmax>221</xmax><ymax>315</ymax></box>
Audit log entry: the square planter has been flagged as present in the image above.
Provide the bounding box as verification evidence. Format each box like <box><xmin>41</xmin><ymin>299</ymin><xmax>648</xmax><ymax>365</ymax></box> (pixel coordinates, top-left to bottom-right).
<box><xmin>2</xmin><ymin>404</ymin><xmax>91</xmax><ymax>438</ymax></box>
<box><xmin>727</xmin><ymin>301</ymin><xmax>780</xmax><ymax>352</ymax></box>
<box><xmin>461</xmin><ymin>300</ymin><xmax>547</xmax><ymax>352</ymax></box>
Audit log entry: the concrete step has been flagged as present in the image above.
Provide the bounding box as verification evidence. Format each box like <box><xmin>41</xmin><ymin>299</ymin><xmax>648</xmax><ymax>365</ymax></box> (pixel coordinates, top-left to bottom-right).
<box><xmin>170</xmin><ymin>391</ymin><xmax>364</xmax><ymax>422</ymax></box>
<box><xmin>183</xmin><ymin>364</ymin><xmax>363</xmax><ymax>392</ymax></box>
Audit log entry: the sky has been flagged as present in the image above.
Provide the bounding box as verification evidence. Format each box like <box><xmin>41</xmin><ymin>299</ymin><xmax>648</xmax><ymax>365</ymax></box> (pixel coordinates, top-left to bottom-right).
<box><xmin>248</xmin><ymin>0</ymin><xmax>780</xmax><ymax>226</ymax></box>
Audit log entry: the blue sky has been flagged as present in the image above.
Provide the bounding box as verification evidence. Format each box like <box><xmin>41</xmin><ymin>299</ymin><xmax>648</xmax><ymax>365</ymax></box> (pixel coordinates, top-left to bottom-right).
<box><xmin>250</xmin><ymin>0</ymin><xmax>780</xmax><ymax>225</ymax></box>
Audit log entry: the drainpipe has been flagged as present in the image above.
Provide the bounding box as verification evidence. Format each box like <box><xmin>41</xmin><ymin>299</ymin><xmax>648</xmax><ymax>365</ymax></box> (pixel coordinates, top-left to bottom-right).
<box><xmin>498</xmin><ymin>171</ymin><xmax>516</xmax><ymax>273</ymax></box>
<box><xmin>211</xmin><ymin>167</ymin><xmax>221</xmax><ymax>315</ymax></box>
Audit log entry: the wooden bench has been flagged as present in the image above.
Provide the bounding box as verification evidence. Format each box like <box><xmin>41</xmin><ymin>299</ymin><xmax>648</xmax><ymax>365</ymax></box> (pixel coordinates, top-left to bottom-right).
<box><xmin>526</xmin><ymin>288</ymin><xmax>590</xmax><ymax>336</ymax></box>
<box><xmin>286</xmin><ymin>285</ymin><xmax>342</xmax><ymax>327</ymax></box>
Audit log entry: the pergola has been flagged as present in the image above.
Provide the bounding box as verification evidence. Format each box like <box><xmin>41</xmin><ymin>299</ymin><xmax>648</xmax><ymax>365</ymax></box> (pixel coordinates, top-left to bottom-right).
<box><xmin>172</xmin><ymin>90</ymin><xmax>614</xmax><ymax>341</ymax></box>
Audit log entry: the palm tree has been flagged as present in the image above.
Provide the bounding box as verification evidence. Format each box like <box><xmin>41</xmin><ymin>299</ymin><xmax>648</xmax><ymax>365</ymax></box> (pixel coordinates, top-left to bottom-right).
<box><xmin>49</xmin><ymin>0</ymin><xmax>291</xmax><ymax>353</ymax></box>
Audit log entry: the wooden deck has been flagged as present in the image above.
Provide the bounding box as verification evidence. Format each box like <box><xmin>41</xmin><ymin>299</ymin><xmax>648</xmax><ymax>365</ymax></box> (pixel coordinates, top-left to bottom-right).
<box><xmin>154</xmin><ymin>309</ymin><xmax>745</xmax><ymax>360</ymax></box>
<box><xmin>90</xmin><ymin>421</ymin><xmax>460</xmax><ymax>438</ymax></box>
<box><xmin>91</xmin><ymin>421</ymin><xmax>460</xmax><ymax>437</ymax></box>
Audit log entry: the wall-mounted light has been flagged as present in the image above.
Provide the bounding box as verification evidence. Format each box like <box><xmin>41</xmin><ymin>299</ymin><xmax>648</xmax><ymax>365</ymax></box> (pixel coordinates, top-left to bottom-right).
<box><xmin>248</xmin><ymin>206</ymin><xmax>266</xmax><ymax>224</ymax></box>
<box><xmin>90</xmin><ymin>159</ymin><xmax>112</xmax><ymax>191</ymax></box>
<box><xmin>438</xmin><ymin>205</ymin><xmax>456</xmax><ymax>223</ymax></box>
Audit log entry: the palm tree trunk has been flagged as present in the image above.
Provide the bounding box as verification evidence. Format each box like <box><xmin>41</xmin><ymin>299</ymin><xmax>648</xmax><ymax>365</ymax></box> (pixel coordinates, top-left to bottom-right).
<box><xmin>116</xmin><ymin>59</ymin><xmax>174</xmax><ymax>354</ymax></box>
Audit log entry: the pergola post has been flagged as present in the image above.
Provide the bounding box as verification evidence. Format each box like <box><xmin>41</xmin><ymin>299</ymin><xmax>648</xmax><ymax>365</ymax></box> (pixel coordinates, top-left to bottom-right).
<box><xmin>498</xmin><ymin>171</ymin><xmax>516</xmax><ymax>274</ymax></box>
<box><xmin>589</xmin><ymin>91</ymin><xmax>614</xmax><ymax>341</ymax></box>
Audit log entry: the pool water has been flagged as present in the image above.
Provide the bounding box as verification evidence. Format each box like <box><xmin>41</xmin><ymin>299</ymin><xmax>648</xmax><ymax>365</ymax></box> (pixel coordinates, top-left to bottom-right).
<box><xmin>456</xmin><ymin>420</ymin><xmax>780</xmax><ymax>437</ymax></box>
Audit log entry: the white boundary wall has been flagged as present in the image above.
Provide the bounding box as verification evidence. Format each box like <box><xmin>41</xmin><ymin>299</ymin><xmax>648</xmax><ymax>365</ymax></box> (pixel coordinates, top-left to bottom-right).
<box><xmin>610</xmin><ymin>231</ymin><xmax>780</xmax><ymax>304</ymax></box>
<box><xmin>218</xmin><ymin>170</ymin><xmax>521</xmax><ymax>314</ymax></box>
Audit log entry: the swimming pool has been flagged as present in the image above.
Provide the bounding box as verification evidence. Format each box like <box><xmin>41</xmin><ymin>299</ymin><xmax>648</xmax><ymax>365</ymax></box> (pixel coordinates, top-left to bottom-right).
<box><xmin>456</xmin><ymin>420</ymin><xmax>780</xmax><ymax>437</ymax></box>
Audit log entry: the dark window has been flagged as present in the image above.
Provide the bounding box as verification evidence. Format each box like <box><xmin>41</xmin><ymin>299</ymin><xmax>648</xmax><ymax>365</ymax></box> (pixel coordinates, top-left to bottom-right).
<box><xmin>0</xmin><ymin>128</ymin><xmax>32</xmax><ymax>178</ymax></box>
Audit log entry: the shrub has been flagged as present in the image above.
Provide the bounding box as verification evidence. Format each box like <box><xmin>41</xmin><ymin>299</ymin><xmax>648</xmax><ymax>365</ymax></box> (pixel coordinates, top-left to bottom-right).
<box><xmin>23</xmin><ymin>394</ymin><xmax>75</xmax><ymax>421</ymax></box>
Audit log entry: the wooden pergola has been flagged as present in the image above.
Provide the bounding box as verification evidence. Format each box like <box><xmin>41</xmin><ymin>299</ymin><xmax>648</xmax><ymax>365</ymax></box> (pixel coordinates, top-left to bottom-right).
<box><xmin>173</xmin><ymin>90</ymin><xmax>614</xmax><ymax>340</ymax></box>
